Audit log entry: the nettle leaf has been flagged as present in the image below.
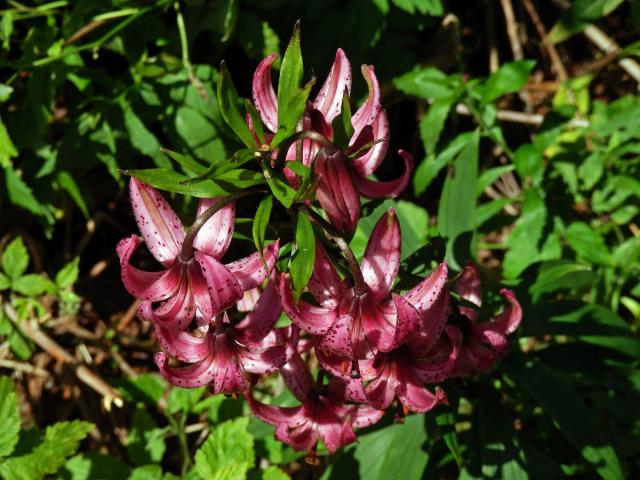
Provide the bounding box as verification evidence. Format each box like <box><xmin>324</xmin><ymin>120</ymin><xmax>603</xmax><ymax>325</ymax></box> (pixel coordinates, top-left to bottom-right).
<box><xmin>127</xmin><ymin>405</ymin><xmax>167</xmax><ymax>466</ymax></box>
<box><xmin>394</xmin><ymin>66</ymin><xmax>463</xmax><ymax>101</ymax></box>
<box><xmin>217</xmin><ymin>63</ymin><xmax>258</xmax><ymax>149</ymax></box>
<box><xmin>437</xmin><ymin>129</ymin><xmax>479</xmax><ymax>270</ymax></box>
<box><xmin>5</xmin><ymin>167</ymin><xmax>49</xmax><ymax>221</ymax></box>
<box><xmin>549</xmin><ymin>0</ymin><xmax>626</xmax><ymax>43</ymax></box>
<box><xmin>167</xmin><ymin>386</ymin><xmax>206</xmax><ymax>414</ymax></box>
<box><xmin>0</xmin><ymin>376</ymin><xmax>20</xmax><ymax>458</ymax></box>
<box><xmin>128</xmin><ymin>464</ymin><xmax>163</xmax><ymax>480</ymax></box>
<box><xmin>62</xmin><ymin>453</ymin><xmax>131</xmax><ymax>480</ymax></box>
<box><xmin>290</xmin><ymin>212</ymin><xmax>316</xmax><ymax>301</ymax></box>
<box><xmin>0</xmin><ymin>420</ymin><xmax>94</xmax><ymax>480</ymax></box>
<box><xmin>505</xmin><ymin>359</ymin><xmax>623</xmax><ymax>480</ymax></box>
<box><xmin>565</xmin><ymin>222</ymin><xmax>613</xmax><ymax>267</ymax></box>
<box><xmin>482</xmin><ymin>60</ymin><xmax>535</xmax><ymax>104</ymax></box>
<box><xmin>11</xmin><ymin>274</ymin><xmax>57</xmax><ymax>297</ymax></box>
<box><xmin>1</xmin><ymin>237</ymin><xmax>29</xmax><ymax>281</ymax></box>
<box><xmin>194</xmin><ymin>417</ymin><xmax>255</xmax><ymax>480</ymax></box>
<box><xmin>55</xmin><ymin>257</ymin><xmax>79</xmax><ymax>289</ymax></box>
<box><xmin>253</xmin><ymin>195</ymin><xmax>273</xmax><ymax>255</ymax></box>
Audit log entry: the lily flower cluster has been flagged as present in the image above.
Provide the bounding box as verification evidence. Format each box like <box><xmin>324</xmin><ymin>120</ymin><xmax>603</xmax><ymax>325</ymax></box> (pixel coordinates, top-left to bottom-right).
<box><xmin>118</xmin><ymin>47</ymin><xmax>522</xmax><ymax>456</ymax></box>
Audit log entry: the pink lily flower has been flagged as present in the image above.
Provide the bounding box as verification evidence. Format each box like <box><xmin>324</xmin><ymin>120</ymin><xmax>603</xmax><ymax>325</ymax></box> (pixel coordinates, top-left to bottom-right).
<box><xmin>280</xmin><ymin>209</ymin><xmax>432</xmax><ymax>360</ymax></box>
<box><xmin>148</xmin><ymin>280</ymin><xmax>292</xmax><ymax>394</ymax></box>
<box><xmin>246</xmin><ymin>352</ymin><xmax>383</xmax><ymax>453</ymax></box>
<box><xmin>117</xmin><ymin>179</ymin><xmax>278</xmax><ymax>330</ymax></box>
<box><xmin>252</xmin><ymin>50</ymin><xmax>413</xmax><ymax>232</ymax></box>
<box><xmin>450</xmin><ymin>263</ymin><xmax>523</xmax><ymax>376</ymax></box>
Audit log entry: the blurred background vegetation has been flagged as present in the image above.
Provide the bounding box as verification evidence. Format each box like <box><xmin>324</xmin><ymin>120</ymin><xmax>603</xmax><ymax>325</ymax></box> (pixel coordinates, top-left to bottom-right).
<box><xmin>0</xmin><ymin>0</ymin><xmax>639</xmax><ymax>479</ymax></box>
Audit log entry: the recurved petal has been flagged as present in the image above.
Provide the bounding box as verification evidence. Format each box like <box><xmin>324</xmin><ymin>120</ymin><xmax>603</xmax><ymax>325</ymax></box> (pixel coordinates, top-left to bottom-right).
<box><xmin>359</xmin><ymin>294</ymin><xmax>397</xmax><ymax>354</ymax></box>
<box><xmin>279</xmin><ymin>274</ymin><xmax>337</xmax><ymax>335</ymax></box>
<box><xmin>226</xmin><ymin>240</ymin><xmax>280</xmax><ymax>291</ymax></box>
<box><xmin>327</xmin><ymin>376</ymin><xmax>368</xmax><ymax>404</ymax></box>
<box><xmin>189</xmin><ymin>261</ymin><xmax>213</xmax><ymax>324</ymax></box>
<box><xmin>389</xmin><ymin>295</ymin><xmax>422</xmax><ymax>350</ymax></box>
<box><xmin>318</xmin><ymin>314</ymin><xmax>355</xmax><ymax>359</ymax></box>
<box><xmin>403</xmin><ymin>263</ymin><xmax>448</xmax><ymax>316</ymax></box>
<box><xmin>211</xmin><ymin>335</ymin><xmax>247</xmax><ymax>394</ymax></box>
<box><xmin>195</xmin><ymin>252</ymin><xmax>243</xmax><ymax>314</ymax></box>
<box><xmin>117</xmin><ymin>236</ymin><xmax>183</xmax><ymax>302</ymax></box>
<box><xmin>313</xmin><ymin>48</ymin><xmax>352</xmax><ymax>123</ymax></box>
<box><xmin>351</xmin><ymin>65</ymin><xmax>381</xmax><ymax>133</ymax></box>
<box><xmin>315</xmin><ymin>347</ymin><xmax>352</xmax><ymax>380</ymax></box>
<box><xmin>351</xmin><ymin>109</ymin><xmax>389</xmax><ymax>177</ymax></box>
<box><xmin>275</xmin><ymin>420</ymin><xmax>317</xmax><ymax>452</ymax></box>
<box><xmin>396</xmin><ymin>367</ymin><xmax>447</xmax><ymax>413</ymax></box>
<box><xmin>364</xmin><ymin>357</ymin><xmax>396</xmax><ymax>409</ymax></box>
<box><xmin>315</xmin><ymin>149</ymin><xmax>361</xmax><ymax>233</ymax></box>
<box><xmin>355</xmin><ymin>150</ymin><xmax>413</xmax><ymax>199</ymax></box>
<box><xmin>360</xmin><ymin>209</ymin><xmax>401</xmax><ymax>300</ymax></box>
<box><xmin>234</xmin><ymin>280</ymin><xmax>282</xmax><ymax>344</ymax></box>
<box><xmin>317</xmin><ymin>404</ymin><xmax>357</xmax><ymax>453</ymax></box>
<box><xmin>413</xmin><ymin>325</ymin><xmax>461</xmax><ymax>383</ymax></box>
<box><xmin>307</xmin><ymin>243</ymin><xmax>347</xmax><ymax>309</ymax></box>
<box><xmin>193</xmin><ymin>198</ymin><xmax>235</xmax><ymax>259</ymax></box>
<box><xmin>348</xmin><ymin>404</ymin><xmax>385</xmax><ymax>429</ymax></box>
<box><xmin>406</xmin><ymin>286</ymin><xmax>450</xmax><ymax>356</ymax></box>
<box><xmin>246</xmin><ymin>392</ymin><xmax>304</xmax><ymax>426</ymax></box>
<box><xmin>154</xmin><ymin>351</ymin><xmax>217</xmax><ymax>388</ymax></box>
<box><xmin>454</xmin><ymin>262</ymin><xmax>482</xmax><ymax>321</ymax></box>
<box><xmin>252</xmin><ymin>53</ymin><xmax>278</xmax><ymax>133</ymax></box>
<box><xmin>492</xmin><ymin>289</ymin><xmax>522</xmax><ymax>335</ymax></box>
<box><xmin>152</xmin><ymin>320</ymin><xmax>212</xmax><ymax>363</ymax></box>
<box><xmin>239</xmin><ymin>328</ymin><xmax>289</xmax><ymax>374</ymax></box>
<box><xmin>280</xmin><ymin>353</ymin><xmax>315</xmax><ymax>402</ymax></box>
<box><xmin>129</xmin><ymin>178</ymin><xmax>185</xmax><ymax>266</ymax></box>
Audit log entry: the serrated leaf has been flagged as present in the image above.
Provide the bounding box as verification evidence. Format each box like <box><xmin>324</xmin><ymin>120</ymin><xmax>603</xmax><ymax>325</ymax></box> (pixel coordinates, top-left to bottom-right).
<box><xmin>11</xmin><ymin>274</ymin><xmax>57</xmax><ymax>297</ymax></box>
<box><xmin>167</xmin><ymin>386</ymin><xmax>206</xmax><ymax>414</ymax></box>
<box><xmin>5</xmin><ymin>167</ymin><xmax>47</xmax><ymax>218</ymax></box>
<box><xmin>55</xmin><ymin>257</ymin><xmax>79</xmax><ymax>289</ymax></box>
<box><xmin>2</xmin><ymin>237</ymin><xmax>29</xmax><ymax>280</ymax></box>
<box><xmin>127</xmin><ymin>406</ymin><xmax>166</xmax><ymax>466</ymax></box>
<box><xmin>217</xmin><ymin>63</ymin><xmax>258</xmax><ymax>149</ymax></box>
<box><xmin>290</xmin><ymin>212</ymin><xmax>315</xmax><ymax>301</ymax></box>
<box><xmin>63</xmin><ymin>453</ymin><xmax>131</xmax><ymax>480</ymax></box>
<box><xmin>0</xmin><ymin>377</ymin><xmax>20</xmax><ymax>458</ymax></box>
<box><xmin>437</xmin><ymin>129</ymin><xmax>479</xmax><ymax>270</ymax></box>
<box><xmin>565</xmin><ymin>222</ymin><xmax>613</xmax><ymax>267</ymax></box>
<box><xmin>0</xmin><ymin>273</ymin><xmax>9</xmax><ymax>290</ymax></box>
<box><xmin>0</xmin><ymin>420</ymin><xmax>94</xmax><ymax>480</ymax></box>
<box><xmin>194</xmin><ymin>417</ymin><xmax>254</xmax><ymax>480</ymax></box>
<box><xmin>128</xmin><ymin>464</ymin><xmax>163</xmax><ymax>480</ymax></box>
<box><xmin>262</xmin><ymin>466</ymin><xmax>290</xmax><ymax>480</ymax></box>
<box><xmin>482</xmin><ymin>60</ymin><xmax>535</xmax><ymax>104</ymax></box>
<box><xmin>252</xmin><ymin>195</ymin><xmax>273</xmax><ymax>255</ymax></box>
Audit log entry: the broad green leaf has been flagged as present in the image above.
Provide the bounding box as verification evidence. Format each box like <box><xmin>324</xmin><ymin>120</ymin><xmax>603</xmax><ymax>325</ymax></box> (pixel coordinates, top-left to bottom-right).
<box><xmin>122</xmin><ymin>105</ymin><xmax>170</xmax><ymax>168</ymax></box>
<box><xmin>11</xmin><ymin>274</ymin><xmax>57</xmax><ymax>297</ymax></box>
<box><xmin>549</xmin><ymin>0</ymin><xmax>625</xmax><ymax>43</ymax></box>
<box><xmin>482</xmin><ymin>60</ymin><xmax>535</xmax><ymax>104</ymax></box>
<box><xmin>175</xmin><ymin>106</ymin><xmax>226</xmax><ymax>164</ymax></box>
<box><xmin>160</xmin><ymin>147</ymin><xmax>208</xmax><ymax>175</ymax></box>
<box><xmin>290</xmin><ymin>212</ymin><xmax>316</xmax><ymax>301</ymax></box>
<box><xmin>252</xmin><ymin>195</ymin><xmax>273</xmax><ymax>254</ymax></box>
<box><xmin>194</xmin><ymin>417</ymin><xmax>254</xmax><ymax>480</ymax></box>
<box><xmin>63</xmin><ymin>453</ymin><xmax>131</xmax><ymax>480</ymax></box>
<box><xmin>565</xmin><ymin>222</ymin><xmax>613</xmax><ymax>267</ymax></box>
<box><xmin>354</xmin><ymin>414</ymin><xmax>428</xmax><ymax>480</ymax></box>
<box><xmin>2</xmin><ymin>237</ymin><xmax>29</xmax><ymax>280</ymax></box>
<box><xmin>167</xmin><ymin>386</ymin><xmax>206</xmax><ymax>414</ymax></box>
<box><xmin>475</xmin><ymin>197</ymin><xmax>515</xmax><ymax>227</ymax></box>
<box><xmin>505</xmin><ymin>359</ymin><xmax>623</xmax><ymax>480</ymax></box>
<box><xmin>262</xmin><ymin>466</ymin><xmax>290</xmax><ymax>480</ymax></box>
<box><xmin>55</xmin><ymin>257</ymin><xmax>79</xmax><ymax>289</ymax></box>
<box><xmin>513</xmin><ymin>144</ymin><xmax>544</xmax><ymax>186</ymax></box>
<box><xmin>0</xmin><ymin>273</ymin><xmax>9</xmax><ymax>290</ymax></box>
<box><xmin>217</xmin><ymin>63</ymin><xmax>258</xmax><ymax>149</ymax></box>
<box><xmin>128</xmin><ymin>464</ymin><xmax>163</xmax><ymax>480</ymax></box>
<box><xmin>436</xmin><ymin>409</ymin><xmax>462</xmax><ymax>466</ymax></box>
<box><xmin>0</xmin><ymin>420</ymin><xmax>94</xmax><ymax>480</ymax></box>
<box><xmin>123</xmin><ymin>168</ymin><xmax>264</xmax><ymax>198</ymax></box>
<box><xmin>0</xmin><ymin>376</ymin><xmax>20</xmax><ymax>458</ymax></box>
<box><xmin>503</xmin><ymin>189</ymin><xmax>546</xmax><ymax>280</ymax></box>
<box><xmin>115</xmin><ymin>373</ymin><xmax>165</xmax><ymax>405</ymax></box>
<box><xmin>592</xmin><ymin>175</ymin><xmax>640</xmax><ymax>213</ymax></box>
<box><xmin>437</xmin><ymin>129</ymin><xmax>479</xmax><ymax>270</ymax></box>
<box><xmin>391</xmin><ymin>0</ymin><xmax>443</xmax><ymax>15</ymax></box>
<box><xmin>419</xmin><ymin>99</ymin><xmax>453</xmax><ymax>155</ymax></box>
<box><xmin>127</xmin><ymin>406</ymin><xmax>166</xmax><ymax>466</ymax></box>
<box><xmin>530</xmin><ymin>260</ymin><xmax>596</xmax><ymax>299</ymax></box>
<box><xmin>394</xmin><ymin>67</ymin><xmax>462</xmax><ymax>101</ymax></box>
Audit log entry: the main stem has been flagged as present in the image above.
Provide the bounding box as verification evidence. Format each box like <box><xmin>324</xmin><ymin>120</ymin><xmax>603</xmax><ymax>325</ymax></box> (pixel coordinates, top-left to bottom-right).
<box><xmin>180</xmin><ymin>189</ymin><xmax>263</xmax><ymax>261</ymax></box>
<box><xmin>301</xmin><ymin>205</ymin><xmax>368</xmax><ymax>294</ymax></box>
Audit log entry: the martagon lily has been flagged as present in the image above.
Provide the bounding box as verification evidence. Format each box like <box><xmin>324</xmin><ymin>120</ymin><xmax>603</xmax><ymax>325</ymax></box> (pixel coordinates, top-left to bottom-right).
<box><xmin>246</xmin><ymin>352</ymin><xmax>384</xmax><ymax>453</ymax></box>
<box><xmin>253</xmin><ymin>49</ymin><xmax>413</xmax><ymax>232</ymax></box>
<box><xmin>280</xmin><ymin>209</ymin><xmax>445</xmax><ymax>363</ymax></box>
<box><xmin>450</xmin><ymin>263</ymin><xmax>523</xmax><ymax>376</ymax></box>
<box><xmin>116</xmin><ymin>178</ymin><xmax>278</xmax><ymax>331</ymax></box>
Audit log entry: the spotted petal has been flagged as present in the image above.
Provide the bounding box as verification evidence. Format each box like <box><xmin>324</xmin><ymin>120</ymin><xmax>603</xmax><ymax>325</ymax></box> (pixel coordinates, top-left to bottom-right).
<box><xmin>226</xmin><ymin>241</ymin><xmax>280</xmax><ymax>291</ymax></box>
<box><xmin>307</xmin><ymin>243</ymin><xmax>347</xmax><ymax>309</ymax></box>
<box><xmin>195</xmin><ymin>252</ymin><xmax>243</xmax><ymax>314</ymax></box>
<box><xmin>193</xmin><ymin>198</ymin><xmax>235</xmax><ymax>259</ymax></box>
<box><xmin>252</xmin><ymin>53</ymin><xmax>278</xmax><ymax>133</ymax></box>
<box><xmin>279</xmin><ymin>274</ymin><xmax>337</xmax><ymax>335</ymax></box>
<box><xmin>313</xmin><ymin>48</ymin><xmax>352</xmax><ymax>123</ymax></box>
<box><xmin>355</xmin><ymin>150</ymin><xmax>413</xmax><ymax>199</ymax></box>
<box><xmin>360</xmin><ymin>209</ymin><xmax>401</xmax><ymax>300</ymax></box>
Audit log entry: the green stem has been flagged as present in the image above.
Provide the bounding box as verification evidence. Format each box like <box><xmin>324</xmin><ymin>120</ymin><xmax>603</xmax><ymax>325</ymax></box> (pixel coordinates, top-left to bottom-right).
<box><xmin>463</xmin><ymin>99</ymin><xmax>515</xmax><ymax>160</ymax></box>
<box><xmin>274</xmin><ymin>130</ymin><xmax>336</xmax><ymax>169</ymax></box>
<box><xmin>174</xmin><ymin>2</ymin><xmax>192</xmax><ymax>73</ymax></box>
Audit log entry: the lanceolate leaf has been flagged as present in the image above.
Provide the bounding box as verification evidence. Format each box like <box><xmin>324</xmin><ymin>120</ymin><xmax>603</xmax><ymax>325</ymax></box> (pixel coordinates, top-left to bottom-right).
<box><xmin>218</xmin><ymin>63</ymin><xmax>259</xmax><ymax>149</ymax></box>
<box><xmin>290</xmin><ymin>212</ymin><xmax>315</xmax><ymax>301</ymax></box>
<box><xmin>276</xmin><ymin>22</ymin><xmax>303</xmax><ymax>127</ymax></box>
<box><xmin>245</xmin><ymin>99</ymin><xmax>266</xmax><ymax>145</ymax></box>
<box><xmin>266</xmin><ymin>174</ymin><xmax>297</xmax><ymax>208</ymax></box>
<box><xmin>252</xmin><ymin>195</ymin><xmax>273</xmax><ymax>255</ymax></box>
<box><xmin>0</xmin><ymin>376</ymin><xmax>20</xmax><ymax>458</ymax></box>
<box><xmin>271</xmin><ymin>80</ymin><xmax>313</xmax><ymax>148</ymax></box>
<box><xmin>160</xmin><ymin>147</ymin><xmax>208</xmax><ymax>175</ymax></box>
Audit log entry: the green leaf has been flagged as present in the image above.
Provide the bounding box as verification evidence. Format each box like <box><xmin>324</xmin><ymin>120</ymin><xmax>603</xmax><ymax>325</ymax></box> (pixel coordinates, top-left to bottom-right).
<box><xmin>127</xmin><ymin>405</ymin><xmax>166</xmax><ymax>466</ymax></box>
<box><xmin>529</xmin><ymin>260</ymin><xmax>596</xmax><ymax>299</ymax></box>
<box><xmin>276</xmin><ymin>22</ymin><xmax>303</xmax><ymax>126</ymax></box>
<box><xmin>332</xmin><ymin>91</ymin><xmax>355</xmax><ymax>149</ymax></box>
<box><xmin>57</xmin><ymin>171</ymin><xmax>89</xmax><ymax>219</ymax></box>
<box><xmin>2</xmin><ymin>237</ymin><xmax>29</xmax><ymax>281</ymax></box>
<box><xmin>394</xmin><ymin>67</ymin><xmax>462</xmax><ymax>101</ymax></box>
<box><xmin>262</xmin><ymin>466</ymin><xmax>290</xmax><ymax>480</ymax></box>
<box><xmin>160</xmin><ymin>148</ymin><xmax>208</xmax><ymax>175</ymax></box>
<box><xmin>482</xmin><ymin>60</ymin><xmax>535</xmax><ymax>104</ymax></box>
<box><xmin>0</xmin><ymin>273</ymin><xmax>9</xmax><ymax>290</ymax></box>
<box><xmin>475</xmin><ymin>165</ymin><xmax>515</xmax><ymax>197</ymax></box>
<box><xmin>0</xmin><ymin>314</ymin><xmax>32</xmax><ymax>360</ymax></box>
<box><xmin>565</xmin><ymin>222</ymin><xmax>613</xmax><ymax>267</ymax></box>
<box><xmin>56</xmin><ymin>257</ymin><xmax>79</xmax><ymax>289</ymax></box>
<box><xmin>194</xmin><ymin>417</ymin><xmax>254</xmax><ymax>480</ymax></box>
<box><xmin>290</xmin><ymin>212</ymin><xmax>316</xmax><ymax>301</ymax></box>
<box><xmin>115</xmin><ymin>373</ymin><xmax>165</xmax><ymax>405</ymax></box>
<box><xmin>175</xmin><ymin>106</ymin><xmax>226</xmax><ymax>165</ymax></box>
<box><xmin>217</xmin><ymin>63</ymin><xmax>258</xmax><ymax>149</ymax></box>
<box><xmin>128</xmin><ymin>465</ymin><xmax>163</xmax><ymax>480</ymax></box>
<box><xmin>266</xmin><ymin>175</ymin><xmax>297</xmax><ymax>209</ymax></box>
<box><xmin>252</xmin><ymin>195</ymin><xmax>273</xmax><ymax>255</ymax></box>
<box><xmin>0</xmin><ymin>115</ymin><xmax>18</xmax><ymax>168</ymax></box>
<box><xmin>437</xmin><ymin>129</ymin><xmax>479</xmax><ymax>270</ymax></box>
<box><xmin>245</xmin><ymin>100</ymin><xmax>266</xmax><ymax>145</ymax></box>
<box><xmin>436</xmin><ymin>409</ymin><xmax>462</xmax><ymax>466</ymax></box>
<box><xmin>122</xmin><ymin>104</ymin><xmax>170</xmax><ymax>168</ymax></box>
<box><xmin>505</xmin><ymin>359</ymin><xmax>623</xmax><ymax>480</ymax></box>
<box><xmin>0</xmin><ymin>376</ymin><xmax>20</xmax><ymax>458</ymax></box>
<box><xmin>123</xmin><ymin>168</ymin><xmax>264</xmax><ymax>198</ymax></box>
<box><xmin>354</xmin><ymin>414</ymin><xmax>428</xmax><ymax>480</ymax></box>
<box><xmin>5</xmin><ymin>167</ymin><xmax>47</xmax><ymax>218</ymax></box>
<box><xmin>391</xmin><ymin>0</ymin><xmax>443</xmax><ymax>15</ymax></box>
<box><xmin>513</xmin><ymin>144</ymin><xmax>544</xmax><ymax>186</ymax></box>
<box><xmin>0</xmin><ymin>420</ymin><xmax>94</xmax><ymax>480</ymax></box>
<box><xmin>62</xmin><ymin>453</ymin><xmax>131</xmax><ymax>480</ymax></box>
<box><xmin>11</xmin><ymin>274</ymin><xmax>57</xmax><ymax>297</ymax></box>
<box><xmin>167</xmin><ymin>386</ymin><xmax>206</xmax><ymax>414</ymax></box>
<box><xmin>271</xmin><ymin>80</ymin><xmax>313</xmax><ymax>148</ymax></box>
<box><xmin>419</xmin><ymin>99</ymin><xmax>453</xmax><ymax>155</ymax></box>
<box><xmin>549</xmin><ymin>0</ymin><xmax>626</xmax><ymax>43</ymax></box>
